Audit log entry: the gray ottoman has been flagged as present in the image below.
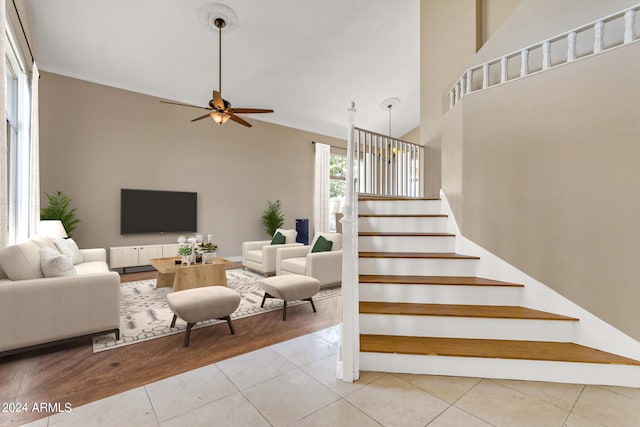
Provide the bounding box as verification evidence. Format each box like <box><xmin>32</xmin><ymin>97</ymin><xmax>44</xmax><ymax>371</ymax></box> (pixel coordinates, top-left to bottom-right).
<box><xmin>167</xmin><ymin>286</ymin><xmax>241</xmax><ymax>347</ymax></box>
<box><xmin>259</xmin><ymin>274</ymin><xmax>321</xmax><ymax>320</ymax></box>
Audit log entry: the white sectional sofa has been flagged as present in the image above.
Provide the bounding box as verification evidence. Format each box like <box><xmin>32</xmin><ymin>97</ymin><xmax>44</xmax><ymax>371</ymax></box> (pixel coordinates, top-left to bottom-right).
<box><xmin>0</xmin><ymin>237</ymin><xmax>120</xmax><ymax>356</ymax></box>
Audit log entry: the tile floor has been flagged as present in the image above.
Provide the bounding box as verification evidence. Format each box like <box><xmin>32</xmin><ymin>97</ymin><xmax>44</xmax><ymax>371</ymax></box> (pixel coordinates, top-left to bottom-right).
<box><xmin>22</xmin><ymin>325</ymin><xmax>640</xmax><ymax>427</ymax></box>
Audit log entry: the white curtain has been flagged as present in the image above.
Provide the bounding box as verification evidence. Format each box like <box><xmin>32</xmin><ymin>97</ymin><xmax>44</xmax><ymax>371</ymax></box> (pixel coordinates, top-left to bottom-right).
<box><xmin>28</xmin><ymin>62</ymin><xmax>40</xmax><ymax>237</ymax></box>
<box><xmin>0</xmin><ymin>0</ymin><xmax>7</xmax><ymax>247</ymax></box>
<box><xmin>314</xmin><ymin>142</ymin><xmax>330</xmax><ymax>234</ymax></box>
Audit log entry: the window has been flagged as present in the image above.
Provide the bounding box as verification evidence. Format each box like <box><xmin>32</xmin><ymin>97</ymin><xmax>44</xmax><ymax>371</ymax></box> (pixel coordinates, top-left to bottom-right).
<box><xmin>5</xmin><ymin>23</ymin><xmax>32</xmax><ymax>243</ymax></box>
<box><xmin>329</xmin><ymin>154</ymin><xmax>346</xmax><ymax>232</ymax></box>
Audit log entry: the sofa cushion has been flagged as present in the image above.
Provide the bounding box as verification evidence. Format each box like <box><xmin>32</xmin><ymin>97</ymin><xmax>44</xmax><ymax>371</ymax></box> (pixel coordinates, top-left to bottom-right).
<box><xmin>280</xmin><ymin>257</ymin><xmax>307</xmax><ymax>275</ymax></box>
<box><xmin>275</xmin><ymin>228</ymin><xmax>297</xmax><ymax>244</ymax></box>
<box><xmin>31</xmin><ymin>235</ymin><xmax>60</xmax><ymax>253</ymax></box>
<box><xmin>0</xmin><ymin>240</ymin><xmax>44</xmax><ymax>280</ymax></box>
<box><xmin>54</xmin><ymin>238</ymin><xmax>83</xmax><ymax>265</ymax></box>
<box><xmin>74</xmin><ymin>261</ymin><xmax>110</xmax><ymax>275</ymax></box>
<box><xmin>271</xmin><ymin>231</ymin><xmax>286</xmax><ymax>245</ymax></box>
<box><xmin>311</xmin><ymin>235</ymin><xmax>333</xmax><ymax>253</ymax></box>
<box><xmin>40</xmin><ymin>247</ymin><xmax>77</xmax><ymax>277</ymax></box>
<box><xmin>245</xmin><ymin>249</ymin><xmax>263</xmax><ymax>263</ymax></box>
<box><xmin>311</xmin><ymin>232</ymin><xmax>342</xmax><ymax>251</ymax></box>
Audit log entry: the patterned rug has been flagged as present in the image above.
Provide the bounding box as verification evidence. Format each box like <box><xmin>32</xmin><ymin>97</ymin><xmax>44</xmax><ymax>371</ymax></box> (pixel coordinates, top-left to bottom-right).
<box><xmin>92</xmin><ymin>269</ymin><xmax>341</xmax><ymax>352</ymax></box>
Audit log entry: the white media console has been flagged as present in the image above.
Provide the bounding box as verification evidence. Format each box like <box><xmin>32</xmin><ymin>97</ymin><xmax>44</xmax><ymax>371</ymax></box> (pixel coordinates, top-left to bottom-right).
<box><xmin>109</xmin><ymin>243</ymin><xmax>180</xmax><ymax>270</ymax></box>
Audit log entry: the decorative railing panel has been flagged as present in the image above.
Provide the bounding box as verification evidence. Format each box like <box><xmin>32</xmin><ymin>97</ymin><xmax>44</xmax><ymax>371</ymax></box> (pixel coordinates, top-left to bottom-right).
<box><xmin>353</xmin><ymin>127</ymin><xmax>422</xmax><ymax>198</ymax></box>
<box><xmin>449</xmin><ymin>4</ymin><xmax>640</xmax><ymax>109</ymax></box>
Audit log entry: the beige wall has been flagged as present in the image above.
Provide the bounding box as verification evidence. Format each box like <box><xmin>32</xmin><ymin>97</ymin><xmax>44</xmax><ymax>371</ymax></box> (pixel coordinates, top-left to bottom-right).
<box><xmin>481</xmin><ymin>0</ymin><xmax>521</xmax><ymax>45</ymax></box>
<box><xmin>38</xmin><ymin>72</ymin><xmax>345</xmax><ymax>257</ymax></box>
<box><xmin>420</xmin><ymin>0</ymin><xmax>480</xmax><ymax>198</ymax></box>
<box><xmin>475</xmin><ymin>0</ymin><xmax>638</xmax><ymax>65</ymax></box>
<box><xmin>441</xmin><ymin>42</ymin><xmax>640</xmax><ymax>340</ymax></box>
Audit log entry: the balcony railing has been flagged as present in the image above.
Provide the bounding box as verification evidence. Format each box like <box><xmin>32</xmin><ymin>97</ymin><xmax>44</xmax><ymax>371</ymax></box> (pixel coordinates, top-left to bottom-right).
<box><xmin>449</xmin><ymin>4</ymin><xmax>640</xmax><ymax>109</ymax></box>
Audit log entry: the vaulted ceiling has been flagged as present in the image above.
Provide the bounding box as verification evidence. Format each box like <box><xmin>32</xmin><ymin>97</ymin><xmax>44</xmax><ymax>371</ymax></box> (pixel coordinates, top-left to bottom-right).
<box><xmin>25</xmin><ymin>0</ymin><xmax>420</xmax><ymax>139</ymax></box>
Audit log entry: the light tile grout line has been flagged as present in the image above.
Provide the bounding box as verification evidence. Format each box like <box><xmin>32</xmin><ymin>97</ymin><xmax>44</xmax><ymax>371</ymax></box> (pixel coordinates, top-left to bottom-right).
<box><xmin>448</xmin><ymin>378</ymin><xmax>496</xmax><ymax>427</ymax></box>
<box><xmin>143</xmin><ymin>385</ymin><xmax>162</xmax><ymax>427</ymax></box>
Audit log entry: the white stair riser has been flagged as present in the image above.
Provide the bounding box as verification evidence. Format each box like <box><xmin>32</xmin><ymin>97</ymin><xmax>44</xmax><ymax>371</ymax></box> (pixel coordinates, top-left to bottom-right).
<box><xmin>359</xmin><ymin>257</ymin><xmax>478</xmax><ymax>276</ymax></box>
<box><xmin>359</xmin><ymin>315</ymin><xmax>578</xmax><ymax>342</ymax></box>
<box><xmin>359</xmin><ymin>217</ymin><xmax>448</xmax><ymax>233</ymax></box>
<box><xmin>359</xmin><ymin>200</ymin><xmax>442</xmax><ymax>215</ymax></box>
<box><xmin>358</xmin><ymin>235</ymin><xmax>455</xmax><ymax>252</ymax></box>
<box><xmin>359</xmin><ymin>283</ymin><xmax>522</xmax><ymax>306</ymax></box>
<box><xmin>359</xmin><ymin>353</ymin><xmax>640</xmax><ymax>387</ymax></box>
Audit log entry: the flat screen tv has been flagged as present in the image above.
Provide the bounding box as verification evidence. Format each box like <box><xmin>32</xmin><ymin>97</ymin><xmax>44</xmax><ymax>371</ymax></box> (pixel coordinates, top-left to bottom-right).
<box><xmin>121</xmin><ymin>189</ymin><xmax>197</xmax><ymax>234</ymax></box>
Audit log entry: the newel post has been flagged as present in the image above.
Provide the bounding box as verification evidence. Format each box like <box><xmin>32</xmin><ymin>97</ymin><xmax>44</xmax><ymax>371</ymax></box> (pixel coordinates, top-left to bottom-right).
<box><xmin>338</xmin><ymin>101</ymin><xmax>360</xmax><ymax>383</ymax></box>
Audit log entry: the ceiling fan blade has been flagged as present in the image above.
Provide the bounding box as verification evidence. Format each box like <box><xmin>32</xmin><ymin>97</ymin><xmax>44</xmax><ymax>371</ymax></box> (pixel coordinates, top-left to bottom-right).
<box><xmin>161</xmin><ymin>100</ymin><xmax>210</xmax><ymax>111</ymax></box>
<box><xmin>228</xmin><ymin>114</ymin><xmax>252</xmax><ymax>127</ymax></box>
<box><xmin>191</xmin><ymin>112</ymin><xmax>212</xmax><ymax>122</ymax></box>
<box><xmin>229</xmin><ymin>108</ymin><xmax>274</xmax><ymax>114</ymax></box>
<box><xmin>212</xmin><ymin>91</ymin><xmax>224</xmax><ymax>109</ymax></box>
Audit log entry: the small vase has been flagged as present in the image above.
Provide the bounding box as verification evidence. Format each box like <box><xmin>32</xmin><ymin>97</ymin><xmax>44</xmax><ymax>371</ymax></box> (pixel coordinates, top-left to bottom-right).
<box><xmin>181</xmin><ymin>255</ymin><xmax>192</xmax><ymax>266</ymax></box>
<box><xmin>202</xmin><ymin>252</ymin><xmax>216</xmax><ymax>264</ymax></box>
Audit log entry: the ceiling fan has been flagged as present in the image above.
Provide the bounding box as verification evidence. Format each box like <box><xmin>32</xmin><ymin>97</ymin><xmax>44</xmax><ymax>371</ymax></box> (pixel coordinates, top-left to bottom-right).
<box><xmin>161</xmin><ymin>17</ymin><xmax>273</xmax><ymax>127</ymax></box>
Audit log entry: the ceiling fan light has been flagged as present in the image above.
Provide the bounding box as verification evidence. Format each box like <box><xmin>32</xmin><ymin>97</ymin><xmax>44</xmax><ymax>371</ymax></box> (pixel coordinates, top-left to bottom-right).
<box><xmin>210</xmin><ymin>111</ymin><xmax>230</xmax><ymax>124</ymax></box>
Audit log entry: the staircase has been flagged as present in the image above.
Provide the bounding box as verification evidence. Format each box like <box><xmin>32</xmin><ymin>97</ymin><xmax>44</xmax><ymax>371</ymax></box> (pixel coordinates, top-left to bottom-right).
<box><xmin>356</xmin><ymin>195</ymin><xmax>640</xmax><ymax>386</ymax></box>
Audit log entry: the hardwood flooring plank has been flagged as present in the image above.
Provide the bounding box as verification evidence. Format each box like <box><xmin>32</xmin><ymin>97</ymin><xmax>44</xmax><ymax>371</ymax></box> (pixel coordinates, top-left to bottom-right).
<box><xmin>360</xmin><ymin>335</ymin><xmax>640</xmax><ymax>365</ymax></box>
<box><xmin>359</xmin><ymin>252</ymin><xmax>480</xmax><ymax>259</ymax></box>
<box><xmin>359</xmin><ymin>302</ymin><xmax>579</xmax><ymax>321</ymax></box>
<box><xmin>359</xmin><ymin>275</ymin><xmax>524</xmax><ymax>287</ymax></box>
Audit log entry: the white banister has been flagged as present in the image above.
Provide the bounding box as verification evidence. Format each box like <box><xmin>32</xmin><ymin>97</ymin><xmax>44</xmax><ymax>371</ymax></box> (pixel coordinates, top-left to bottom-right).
<box><xmin>520</xmin><ymin>49</ymin><xmax>529</xmax><ymax>77</ymax></box>
<box><xmin>482</xmin><ymin>63</ymin><xmax>490</xmax><ymax>89</ymax></box>
<box><xmin>594</xmin><ymin>20</ymin><xmax>604</xmax><ymax>53</ymax></box>
<box><xmin>625</xmin><ymin>9</ymin><xmax>636</xmax><ymax>43</ymax></box>
<box><xmin>447</xmin><ymin>4</ymin><xmax>640</xmax><ymax>110</ymax></box>
<box><xmin>500</xmin><ymin>57</ymin><xmax>508</xmax><ymax>83</ymax></box>
<box><xmin>567</xmin><ymin>31</ymin><xmax>577</xmax><ymax>62</ymax></box>
<box><xmin>542</xmin><ymin>41</ymin><xmax>551</xmax><ymax>70</ymax></box>
<box><xmin>339</xmin><ymin>101</ymin><xmax>359</xmax><ymax>383</ymax></box>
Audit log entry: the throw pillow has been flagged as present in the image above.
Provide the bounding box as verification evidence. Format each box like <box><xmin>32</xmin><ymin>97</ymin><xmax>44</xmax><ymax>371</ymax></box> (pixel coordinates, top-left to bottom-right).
<box><xmin>54</xmin><ymin>237</ymin><xmax>83</xmax><ymax>265</ymax></box>
<box><xmin>0</xmin><ymin>240</ymin><xmax>44</xmax><ymax>280</ymax></box>
<box><xmin>311</xmin><ymin>235</ymin><xmax>333</xmax><ymax>253</ymax></box>
<box><xmin>40</xmin><ymin>247</ymin><xmax>77</xmax><ymax>277</ymax></box>
<box><xmin>271</xmin><ymin>231</ymin><xmax>286</xmax><ymax>245</ymax></box>
<box><xmin>31</xmin><ymin>235</ymin><xmax>60</xmax><ymax>253</ymax></box>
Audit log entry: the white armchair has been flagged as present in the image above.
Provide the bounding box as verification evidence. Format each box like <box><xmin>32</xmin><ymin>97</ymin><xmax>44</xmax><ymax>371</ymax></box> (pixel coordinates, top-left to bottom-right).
<box><xmin>276</xmin><ymin>232</ymin><xmax>342</xmax><ymax>287</ymax></box>
<box><xmin>242</xmin><ymin>229</ymin><xmax>302</xmax><ymax>276</ymax></box>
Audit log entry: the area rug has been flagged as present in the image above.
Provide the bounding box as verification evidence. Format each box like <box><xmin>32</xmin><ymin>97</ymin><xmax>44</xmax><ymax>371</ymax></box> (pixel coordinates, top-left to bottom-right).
<box><xmin>92</xmin><ymin>269</ymin><xmax>341</xmax><ymax>352</ymax></box>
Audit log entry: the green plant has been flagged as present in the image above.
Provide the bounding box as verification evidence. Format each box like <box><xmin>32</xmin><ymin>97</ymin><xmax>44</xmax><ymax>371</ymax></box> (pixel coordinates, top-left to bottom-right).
<box><xmin>261</xmin><ymin>200</ymin><xmax>284</xmax><ymax>237</ymax></box>
<box><xmin>198</xmin><ymin>242</ymin><xmax>218</xmax><ymax>252</ymax></box>
<box><xmin>178</xmin><ymin>245</ymin><xmax>193</xmax><ymax>256</ymax></box>
<box><xmin>40</xmin><ymin>191</ymin><xmax>81</xmax><ymax>238</ymax></box>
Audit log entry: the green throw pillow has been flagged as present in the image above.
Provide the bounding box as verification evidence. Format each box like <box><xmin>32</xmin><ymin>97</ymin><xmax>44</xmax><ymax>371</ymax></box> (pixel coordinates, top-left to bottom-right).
<box><xmin>311</xmin><ymin>235</ymin><xmax>333</xmax><ymax>253</ymax></box>
<box><xmin>271</xmin><ymin>231</ymin><xmax>286</xmax><ymax>245</ymax></box>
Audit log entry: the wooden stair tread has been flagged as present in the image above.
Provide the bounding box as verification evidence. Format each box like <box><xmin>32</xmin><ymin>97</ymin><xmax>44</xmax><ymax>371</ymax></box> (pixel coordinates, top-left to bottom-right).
<box><xmin>360</xmin><ymin>335</ymin><xmax>640</xmax><ymax>366</ymax></box>
<box><xmin>359</xmin><ymin>252</ymin><xmax>480</xmax><ymax>260</ymax></box>
<box><xmin>359</xmin><ymin>214</ymin><xmax>448</xmax><ymax>218</ymax></box>
<box><xmin>359</xmin><ymin>232</ymin><xmax>455</xmax><ymax>237</ymax></box>
<box><xmin>359</xmin><ymin>196</ymin><xmax>440</xmax><ymax>201</ymax></box>
<box><xmin>359</xmin><ymin>275</ymin><xmax>524</xmax><ymax>287</ymax></box>
<box><xmin>359</xmin><ymin>302</ymin><xmax>578</xmax><ymax>321</ymax></box>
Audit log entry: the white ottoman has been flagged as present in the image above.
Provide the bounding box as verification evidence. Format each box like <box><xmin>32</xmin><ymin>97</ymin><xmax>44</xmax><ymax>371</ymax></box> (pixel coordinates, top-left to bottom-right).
<box><xmin>259</xmin><ymin>274</ymin><xmax>321</xmax><ymax>320</ymax></box>
<box><xmin>167</xmin><ymin>286</ymin><xmax>241</xmax><ymax>347</ymax></box>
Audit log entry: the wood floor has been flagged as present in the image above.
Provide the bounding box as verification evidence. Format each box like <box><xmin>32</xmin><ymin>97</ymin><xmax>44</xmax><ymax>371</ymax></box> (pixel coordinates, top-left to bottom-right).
<box><xmin>0</xmin><ymin>270</ymin><xmax>342</xmax><ymax>427</ymax></box>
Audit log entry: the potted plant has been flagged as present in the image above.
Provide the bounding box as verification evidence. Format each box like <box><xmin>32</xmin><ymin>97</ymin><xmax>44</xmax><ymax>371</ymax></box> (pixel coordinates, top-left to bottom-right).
<box><xmin>262</xmin><ymin>199</ymin><xmax>284</xmax><ymax>237</ymax></box>
<box><xmin>40</xmin><ymin>191</ymin><xmax>81</xmax><ymax>238</ymax></box>
<box><xmin>198</xmin><ymin>242</ymin><xmax>218</xmax><ymax>264</ymax></box>
<box><xmin>178</xmin><ymin>245</ymin><xmax>193</xmax><ymax>266</ymax></box>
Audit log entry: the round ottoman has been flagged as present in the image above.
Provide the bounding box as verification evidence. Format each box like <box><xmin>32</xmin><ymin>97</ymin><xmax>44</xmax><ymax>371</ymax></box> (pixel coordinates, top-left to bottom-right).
<box><xmin>167</xmin><ymin>286</ymin><xmax>241</xmax><ymax>347</ymax></box>
<box><xmin>258</xmin><ymin>274</ymin><xmax>321</xmax><ymax>320</ymax></box>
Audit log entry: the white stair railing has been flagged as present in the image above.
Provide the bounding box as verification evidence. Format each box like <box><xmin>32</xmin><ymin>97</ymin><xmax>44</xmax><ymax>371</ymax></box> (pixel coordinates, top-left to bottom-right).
<box><xmin>339</xmin><ymin>101</ymin><xmax>359</xmax><ymax>382</ymax></box>
<box><xmin>354</xmin><ymin>127</ymin><xmax>422</xmax><ymax>198</ymax></box>
<box><xmin>449</xmin><ymin>4</ymin><xmax>640</xmax><ymax>109</ymax></box>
